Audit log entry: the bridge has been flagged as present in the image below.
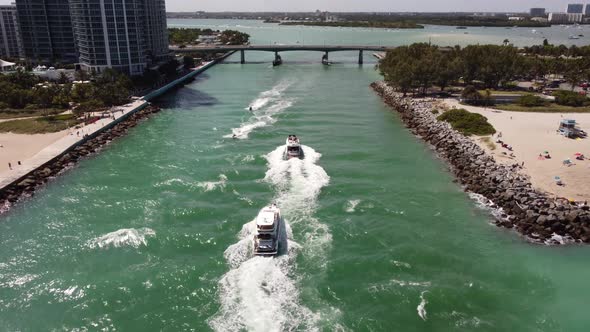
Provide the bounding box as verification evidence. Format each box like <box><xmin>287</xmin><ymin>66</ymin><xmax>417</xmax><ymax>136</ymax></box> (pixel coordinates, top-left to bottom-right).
<box><xmin>169</xmin><ymin>45</ymin><xmax>392</xmax><ymax>64</ymax></box>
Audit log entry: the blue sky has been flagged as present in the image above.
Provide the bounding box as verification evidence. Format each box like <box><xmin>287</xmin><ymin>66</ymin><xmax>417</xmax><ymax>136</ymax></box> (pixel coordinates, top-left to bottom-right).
<box><xmin>0</xmin><ymin>0</ymin><xmax>580</xmax><ymax>12</ymax></box>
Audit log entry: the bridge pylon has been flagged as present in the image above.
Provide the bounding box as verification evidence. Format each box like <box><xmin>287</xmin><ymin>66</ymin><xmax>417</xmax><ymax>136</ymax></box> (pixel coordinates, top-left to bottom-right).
<box><xmin>358</xmin><ymin>50</ymin><xmax>364</xmax><ymax>65</ymax></box>
<box><xmin>240</xmin><ymin>50</ymin><xmax>245</xmax><ymax>64</ymax></box>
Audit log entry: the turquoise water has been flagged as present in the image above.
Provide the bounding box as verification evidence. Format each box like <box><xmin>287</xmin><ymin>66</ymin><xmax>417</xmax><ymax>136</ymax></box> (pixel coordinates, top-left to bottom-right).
<box><xmin>1</xmin><ymin>21</ymin><xmax>590</xmax><ymax>331</ymax></box>
<box><xmin>168</xmin><ymin>19</ymin><xmax>590</xmax><ymax>48</ymax></box>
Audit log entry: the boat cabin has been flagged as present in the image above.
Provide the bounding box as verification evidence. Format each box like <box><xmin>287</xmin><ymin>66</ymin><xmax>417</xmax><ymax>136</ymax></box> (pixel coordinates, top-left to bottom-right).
<box><xmin>256</xmin><ymin>209</ymin><xmax>280</xmax><ymax>233</ymax></box>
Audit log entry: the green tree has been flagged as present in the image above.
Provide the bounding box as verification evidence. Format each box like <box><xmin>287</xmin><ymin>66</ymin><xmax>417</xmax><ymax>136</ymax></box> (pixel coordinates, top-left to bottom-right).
<box><xmin>159</xmin><ymin>59</ymin><xmax>181</xmax><ymax>78</ymax></box>
<box><xmin>57</xmin><ymin>72</ymin><xmax>69</xmax><ymax>84</ymax></box>
<box><xmin>71</xmin><ymin>83</ymin><xmax>94</xmax><ymax>103</ymax></box>
<box><xmin>183</xmin><ymin>56</ymin><xmax>196</xmax><ymax>69</ymax></box>
<box><xmin>564</xmin><ymin>60</ymin><xmax>584</xmax><ymax>91</ymax></box>
<box><xmin>75</xmin><ymin>99</ymin><xmax>104</xmax><ymax>115</ymax></box>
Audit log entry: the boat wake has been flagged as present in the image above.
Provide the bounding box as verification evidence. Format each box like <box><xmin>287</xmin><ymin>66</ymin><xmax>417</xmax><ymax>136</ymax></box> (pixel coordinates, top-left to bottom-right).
<box><xmin>224</xmin><ymin>80</ymin><xmax>295</xmax><ymax>139</ymax></box>
<box><xmin>196</xmin><ymin>174</ymin><xmax>228</xmax><ymax>192</ymax></box>
<box><xmin>88</xmin><ymin>228</ymin><xmax>155</xmax><ymax>249</ymax></box>
<box><xmin>209</xmin><ymin>144</ymin><xmax>331</xmax><ymax>332</ymax></box>
<box><xmin>264</xmin><ymin>145</ymin><xmax>331</xmax><ymax>258</ymax></box>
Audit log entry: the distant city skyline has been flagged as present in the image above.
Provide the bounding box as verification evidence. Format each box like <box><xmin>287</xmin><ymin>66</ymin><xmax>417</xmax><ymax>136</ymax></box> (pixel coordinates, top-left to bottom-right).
<box><xmin>0</xmin><ymin>0</ymin><xmax>586</xmax><ymax>12</ymax></box>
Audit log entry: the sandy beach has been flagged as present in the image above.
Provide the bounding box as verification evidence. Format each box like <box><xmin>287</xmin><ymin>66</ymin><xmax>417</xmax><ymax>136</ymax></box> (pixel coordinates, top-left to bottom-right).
<box><xmin>0</xmin><ymin>131</ymin><xmax>70</xmax><ymax>172</ymax></box>
<box><xmin>443</xmin><ymin>99</ymin><xmax>590</xmax><ymax>201</ymax></box>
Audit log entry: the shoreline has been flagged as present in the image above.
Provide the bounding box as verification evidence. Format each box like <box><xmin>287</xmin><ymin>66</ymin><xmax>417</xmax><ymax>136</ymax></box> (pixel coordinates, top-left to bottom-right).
<box><xmin>0</xmin><ymin>56</ymin><xmax>231</xmax><ymax>215</ymax></box>
<box><xmin>442</xmin><ymin>98</ymin><xmax>590</xmax><ymax>202</ymax></box>
<box><xmin>0</xmin><ymin>105</ymin><xmax>162</xmax><ymax>214</ymax></box>
<box><xmin>371</xmin><ymin>81</ymin><xmax>590</xmax><ymax>244</ymax></box>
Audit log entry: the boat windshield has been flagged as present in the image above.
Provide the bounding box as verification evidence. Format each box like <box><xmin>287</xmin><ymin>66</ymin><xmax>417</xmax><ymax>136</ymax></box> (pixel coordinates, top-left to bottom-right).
<box><xmin>287</xmin><ymin>146</ymin><xmax>300</xmax><ymax>152</ymax></box>
<box><xmin>258</xmin><ymin>233</ymin><xmax>272</xmax><ymax>240</ymax></box>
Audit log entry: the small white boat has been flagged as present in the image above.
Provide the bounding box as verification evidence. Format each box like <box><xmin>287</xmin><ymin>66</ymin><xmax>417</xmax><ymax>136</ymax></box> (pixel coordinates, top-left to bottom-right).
<box><xmin>253</xmin><ymin>204</ymin><xmax>283</xmax><ymax>256</ymax></box>
<box><xmin>283</xmin><ymin>135</ymin><xmax>304</xmax><ymax>160</ymax></box>
<box><xmin>569</xmin><ymin>35</ymin><xmax>580</xmax><ymax>40</ymax></box>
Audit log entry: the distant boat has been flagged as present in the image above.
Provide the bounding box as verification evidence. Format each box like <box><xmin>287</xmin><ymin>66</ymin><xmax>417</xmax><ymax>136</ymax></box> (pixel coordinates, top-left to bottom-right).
<box><xmin>456</xmin><ymin>26</ymin><xmax>467</xmax><ymax>30</ymax></box>
<box><xmin>272</xmin><ymin>55</ymin><xmax>283</xmax><ymax>66</ymax></box>
<box><xmin>283</xmin><ymin>135</ymin><xmax>304</xmax><ymax>160</ymax></box>
<box><xmin>569</xmin><ymin>35</ymin><xmax>580</xmax><ymax>40</ymax></box>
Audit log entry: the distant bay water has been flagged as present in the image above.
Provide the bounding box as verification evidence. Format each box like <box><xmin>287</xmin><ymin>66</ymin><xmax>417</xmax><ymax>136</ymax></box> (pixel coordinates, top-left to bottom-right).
<box><xmin>0</xmin><ymin>19</ymin><xmax>589</xmax><ymax>331</ymax></box>
<box><xmin>168</xmin><ymin>19</ymin><xmax>590</xmax><ymax>48</ymax></box>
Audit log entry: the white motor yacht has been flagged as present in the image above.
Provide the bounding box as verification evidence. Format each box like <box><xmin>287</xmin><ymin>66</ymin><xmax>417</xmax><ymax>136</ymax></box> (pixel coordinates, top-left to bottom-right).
<box><xmin>253</xmin><ymin>204</ymin><xmax>283</xmax><ymax>256</ymax></box>
<box><xmin>283</xmin><ymin>135</ymin><xmax>304</xmax><ymax>160</ymax></box>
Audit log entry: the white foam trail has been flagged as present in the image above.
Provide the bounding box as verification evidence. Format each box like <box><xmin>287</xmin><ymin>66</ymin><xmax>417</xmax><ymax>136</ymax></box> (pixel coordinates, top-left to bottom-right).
<box><xmin>210</xmin><ymin>144</ymin><xmax>331</xmax><ymax>331</ymax></box>
<box><xmin>346</xmin><ymin>199</ymin><xmax>361</xmax><ymax>213</ymax></box>
<box><xmin>197</xmin><ymin>174</ymin><xmax>228</xmax><ymax>192</ymax></box>
<box><xmin>88</xmin><ymin>228</ymin><xmax>155</xmax><ymax>249</ymax></box>
<box><xmin>264</xmin><ymin>145</ymin><xmax>332</xmax><ymax>260</ymax></box>
<box><xmin>469</xmin><ymin>193</ymin><xmax>509</xmax><ymax>221</ymax></box>
<box><xmin>210</xmin><ymin>217</ymin><xmax>313</xmax><ymax>332</ymax></box>
<box><xmin>209</xmin><ymin>255</ymin><xmax>318</xmax><ymax>332</ymax></box>
<box><xmin>544</xmin><ymin>233</ymin><xmax>576</xmax><ymax>245</ymax></box>
<box><xmin>417</xmin><ymin>291</ymin><xmax>428</xmax><ymax>321</ymax></box>
<box><xmin>225</xmin><ymin>80</ymin><xmax>295</xmax><ymax>139</ymax></box>
<box><xmin>241</xmin><ymin>155</ymin><xmax>255</xmax><ymax>163</ymax></box>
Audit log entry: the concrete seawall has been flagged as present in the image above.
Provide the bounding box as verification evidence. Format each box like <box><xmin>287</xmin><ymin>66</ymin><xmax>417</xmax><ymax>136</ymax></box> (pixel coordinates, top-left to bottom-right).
<box><xmin>143</xmin><ymin>51</ymin><xmax>235</xmax><ymax>101</ymax></box>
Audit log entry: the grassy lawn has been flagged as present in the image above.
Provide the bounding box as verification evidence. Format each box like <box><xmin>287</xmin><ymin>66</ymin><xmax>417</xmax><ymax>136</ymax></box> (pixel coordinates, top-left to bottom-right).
<box><xmin>0</xmin><ymin>108</ymin><xmax>64</xmax><ymax>119</ymax></box>
<box><xmin>493</xmin><ymin>103</ymin><xmax>590</xmax><ymax>113</ymax></box>
<box><xmin>0</xmin><ymin>114</ymin><xmax>80</xmax><ymax>134</ymax></box>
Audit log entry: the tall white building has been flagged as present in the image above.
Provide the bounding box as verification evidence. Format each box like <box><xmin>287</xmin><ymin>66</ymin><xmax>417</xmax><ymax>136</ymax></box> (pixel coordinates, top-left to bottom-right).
<box><xmin>567</xmin><ymin>4</ymin><xmax>584</xmax><ymax>13</ymax></box>
<box><xmin>0</xmin><ymin>4</ymin><xmax>22</xmax><ymax>58</ymax></box>
<box><xmin>69</xmin><ymin>0</ymin><xmax>169</xmax><ymax>75</ymax></box>
<box><xmin>548</xmin><ymin>12</ymin><xmax>569</xmax><ymax>23</ymax></box>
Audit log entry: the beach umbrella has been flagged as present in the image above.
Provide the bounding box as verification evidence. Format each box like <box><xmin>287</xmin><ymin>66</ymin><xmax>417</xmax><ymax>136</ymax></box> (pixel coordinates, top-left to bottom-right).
<box><xmin>544</xmin><ymin>151</ymin><xmax>549</xmax><ymax>154</ymax></box>
<box><xmin>575</xmin><ymin>152</ymin><xmax>582</xmax><ymax>156</ymax></box>
<box><xmin>554</xmin><ymin>176</ymin><xmax>561</xmax><ymax>180</ymax></box>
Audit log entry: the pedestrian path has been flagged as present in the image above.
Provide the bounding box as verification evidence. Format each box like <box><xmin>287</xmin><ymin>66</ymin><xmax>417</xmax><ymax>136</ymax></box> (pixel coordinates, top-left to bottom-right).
<box><xmin>0</xmin><ymin>99</ymin><xmax>147</xmax><ymax>189</ymax></box>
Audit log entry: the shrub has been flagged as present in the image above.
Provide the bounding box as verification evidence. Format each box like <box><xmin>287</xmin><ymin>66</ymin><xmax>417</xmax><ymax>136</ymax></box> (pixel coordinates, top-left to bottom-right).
<box><xmin>75</xmin><ymin>99</ymin><xmax>104</xmax><ymax>114</ymax></box>
<box><xmin>437</xmin><ymin>108</ymin><xmax>496</xmax><ymax>136</ymax></box>
<box><xmin>431</xmin><ymin>109</ymin><xmax>439</xmax><ymax>115</ymax></box>
<box><xmin>553</xmin><ymin>90</ymin><xmax>588</xmax><ymax>107</ymax></box>
<box><xmin>461</xmin><ymin>85</ymin><xmax>493</xmax><ymax>106</ymax></box>
<box><xmin>517</xmin><ymin>94</ymin><xmax>546</xmax><ymax>107</ymax></box>
<box><xmin>501</xmin><ymin>82</ymin><xmax>518</xmax><ymax>90</ymax></box>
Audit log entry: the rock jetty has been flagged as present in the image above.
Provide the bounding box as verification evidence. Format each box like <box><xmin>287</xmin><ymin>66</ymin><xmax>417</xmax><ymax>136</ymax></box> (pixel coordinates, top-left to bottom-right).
<box><xmin>0</xmin><ymin>105</ymin><xmax>162</xmax><ymax>214</ymax></box>
<box><xmin>372</xmin><ymin>81</ymin><xmax>590</xmax><ymax>244</ymax></box>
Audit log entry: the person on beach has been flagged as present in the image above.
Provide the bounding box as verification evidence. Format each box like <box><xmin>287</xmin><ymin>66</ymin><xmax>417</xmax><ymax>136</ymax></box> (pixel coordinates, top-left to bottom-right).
<box><xmin>8</xmin><ymin>162</ymin><xmax>12</xmax><ymax>170</ymax></box>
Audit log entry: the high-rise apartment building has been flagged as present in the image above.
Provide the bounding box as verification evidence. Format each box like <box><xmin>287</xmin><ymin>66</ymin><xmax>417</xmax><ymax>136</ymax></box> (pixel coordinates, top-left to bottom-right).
<box><xmin>69</xmin><ymin>0</ymin><xmax>169</xmax><ymax>75</ymax></box>
<box><xmin>143</xmin><ymin>0</ymin><xmax>169</xmax><ymax>61</ymax></box>
<box><xmin>567</xmin><ymin>4</ymin><xmax>584</xmax><ymax>13</ymax></box>
<box><xmin>15</xmin><ymin>0</ymin><xmax>77</xmax><ymax>63</ymax></box>
<box><xmin>548</xmin><ymin>12</ymin><xmax>569</xmax><ymax>23</ymax></box>
<box><xmin>0</xmin><ymin>4</ymin><xmax>23</xmax><ymax>58</ymax></box>
<box><xmin>585</xmin><ymin>4</ymin><xmax>590</xmax><ymax>15</ymax></box>
<box><xmin>530</xmin><ymin>8</ymin><xmax>546</xmax><ymax>17</ymax></box>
